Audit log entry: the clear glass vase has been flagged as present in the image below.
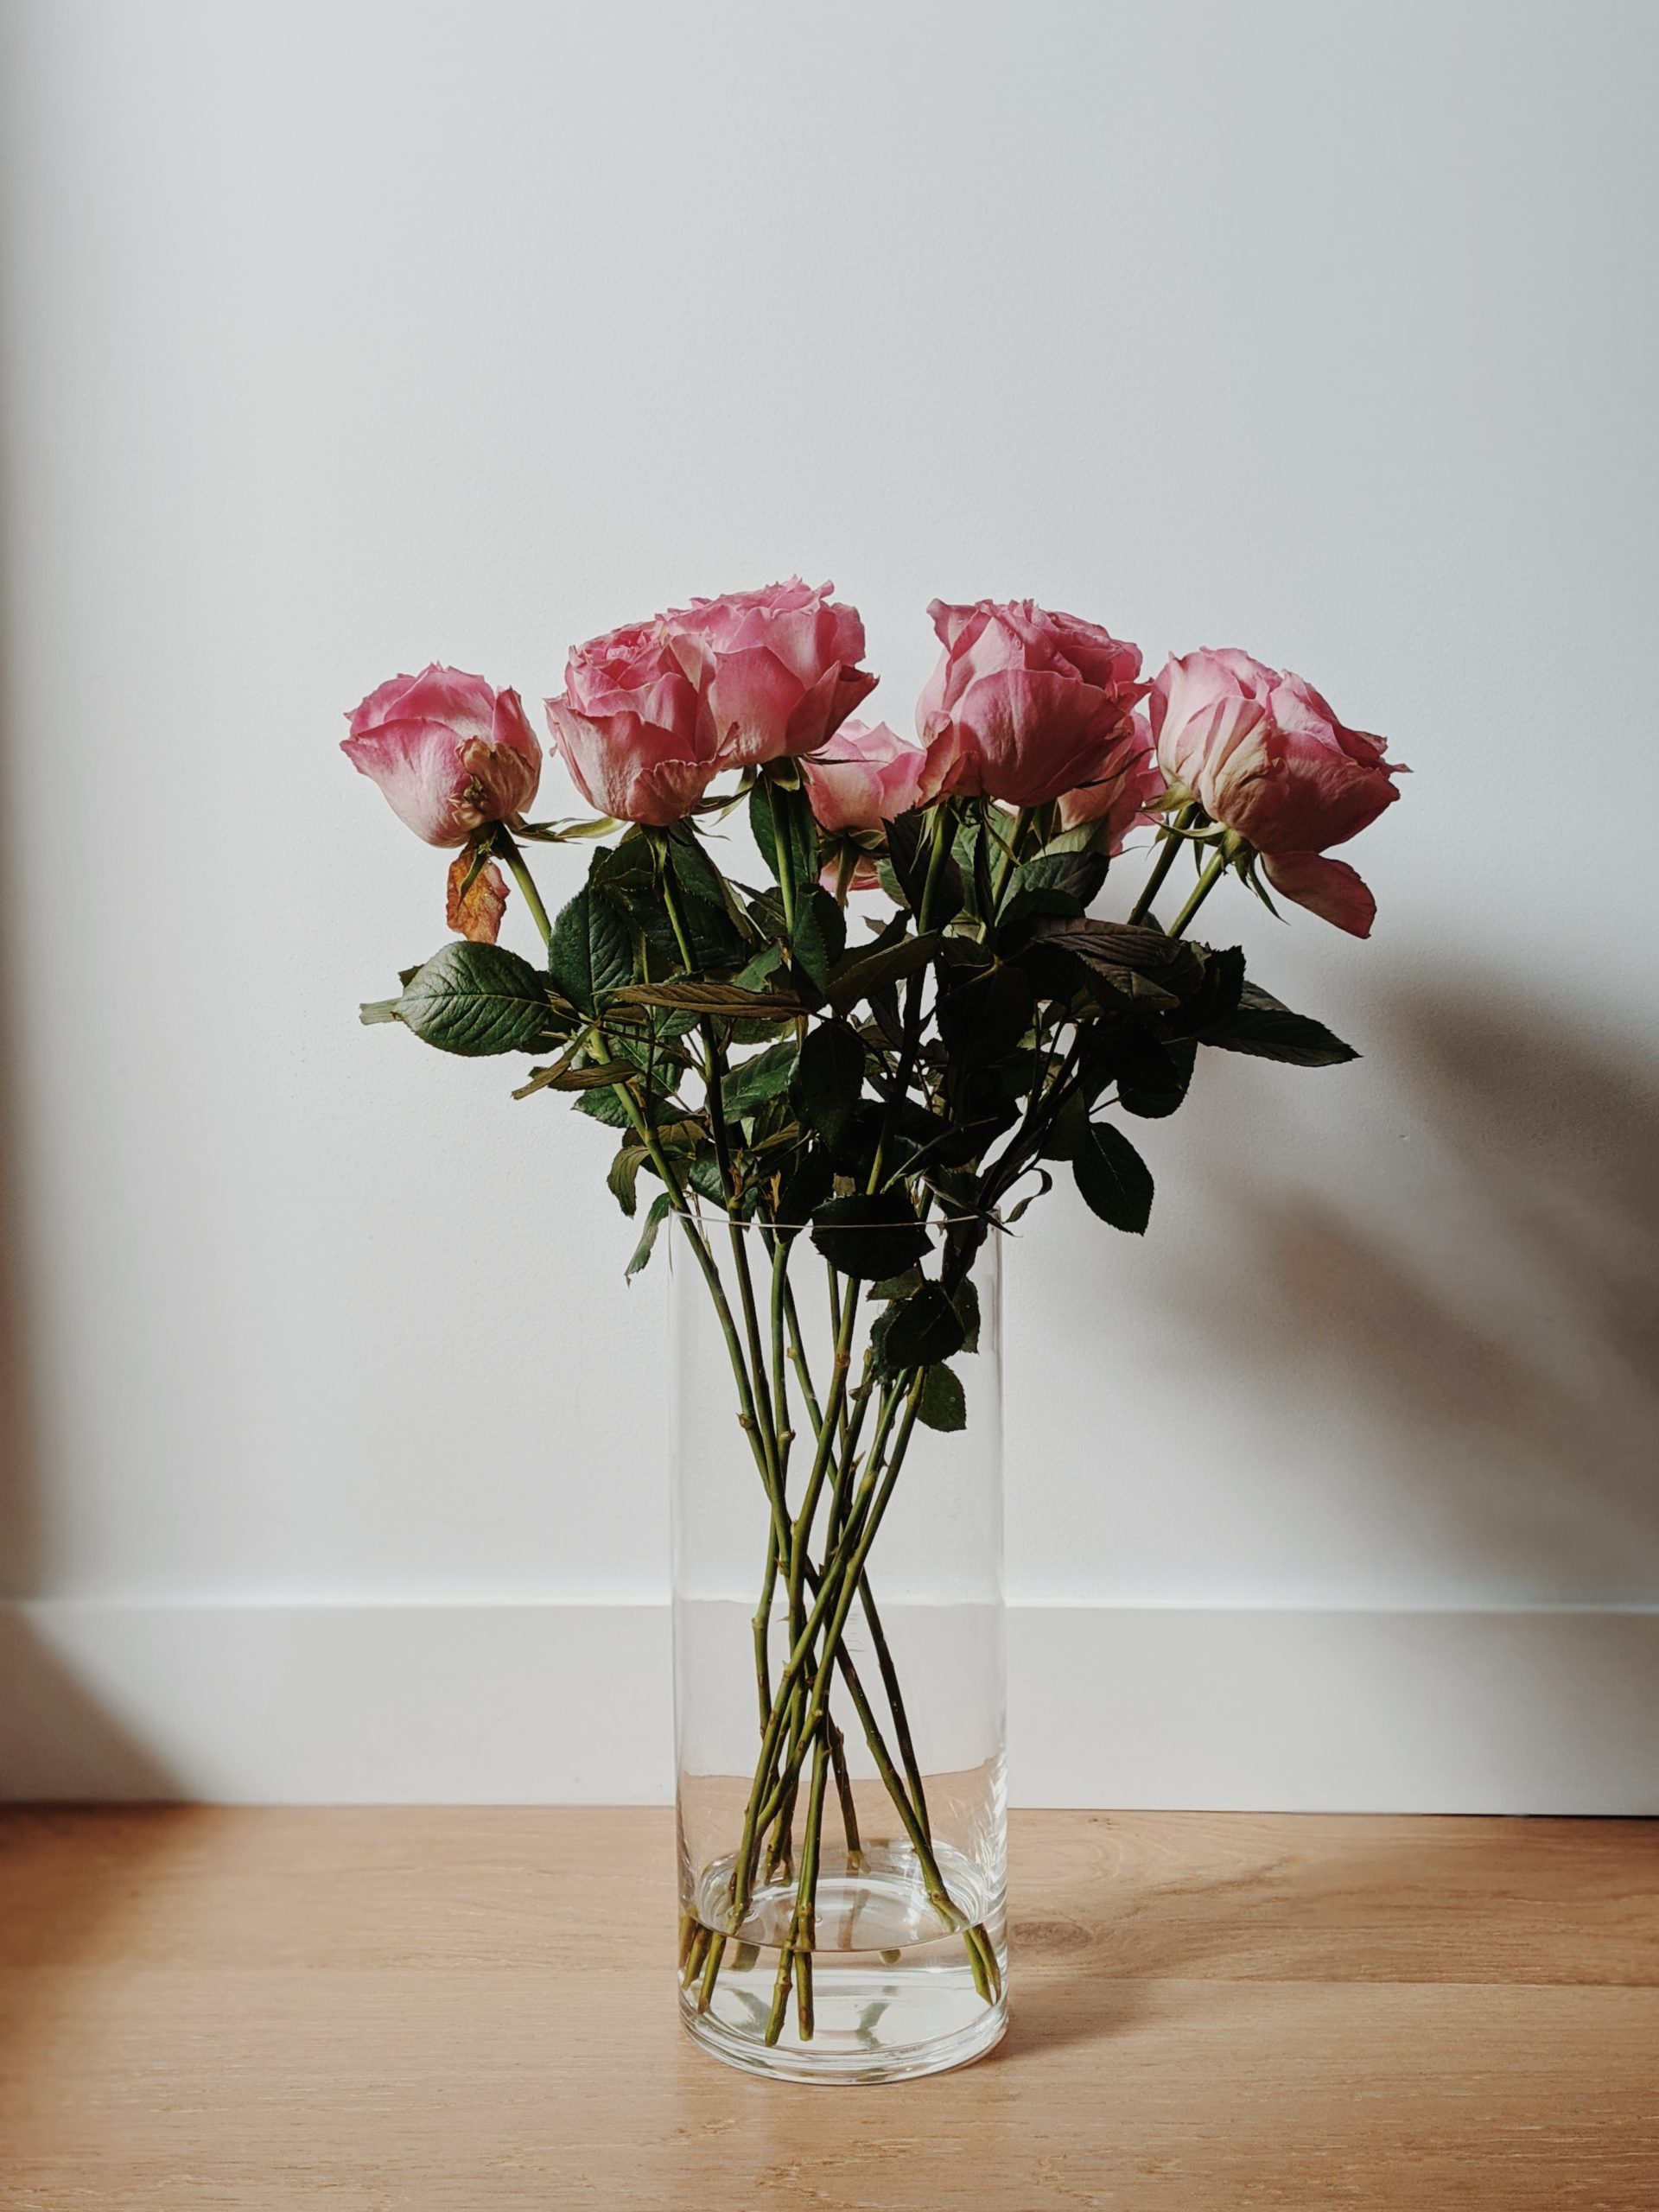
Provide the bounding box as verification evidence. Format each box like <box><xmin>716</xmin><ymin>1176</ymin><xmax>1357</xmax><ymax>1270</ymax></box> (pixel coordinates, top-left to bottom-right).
<box><xmin>669</xmin><ymin>1211</ymin><xmax>1007</xmax><ymax>2084</ymax></box>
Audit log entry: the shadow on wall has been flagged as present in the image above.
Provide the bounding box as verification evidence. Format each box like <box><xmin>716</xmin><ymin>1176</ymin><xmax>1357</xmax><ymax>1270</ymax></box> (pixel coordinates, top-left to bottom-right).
<box><xmin>1173</xmin><ymin>970</ymin><xmax>1659</xmax><ymax>1599</ymax></box>
<box><xmin>0</xmin><ymin>561</ymin><xmax>179</xmax><ymax>1802</ymax></box>
<box><xmin>0</xmin><ymin>982</ymin><xmax>171</xmax><ymax>1797</ymax></box>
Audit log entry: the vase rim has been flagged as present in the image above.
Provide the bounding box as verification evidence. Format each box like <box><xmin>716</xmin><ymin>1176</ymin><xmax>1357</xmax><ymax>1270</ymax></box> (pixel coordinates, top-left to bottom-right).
<box><xmin>671</xmin><ymin>1204</ymin><xmax>1007</xmax><ymax>1236</ymax></box>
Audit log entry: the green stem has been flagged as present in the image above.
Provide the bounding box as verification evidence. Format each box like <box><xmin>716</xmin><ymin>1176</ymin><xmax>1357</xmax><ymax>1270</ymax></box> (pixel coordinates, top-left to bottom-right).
<box><xmin>743</xmin><ymin>1381</ymin><xmax>908</xmax><ymax>1868</ymax></box>
<box><xmin>780</xmin><ymin>1276</ymin><xmax>932</xmax><ymax>1838</ymax></box>
<box><xmin>655</xmin><ymin>844</ymin><xmax>786</xmax><ymax>1508</ymax></box>
<box><xmin>493</xmin><ymin>828</ymin><xmax>554</xmax><ymax>948</ymax></box>
<box><xmin>766</xmin><ymin>1731</ymin><xmax>830</xmax><ymax>2044</ymax></box>
<box><xmin>989</xmin><ymin>804</ymin><xmax>1031</xmax><ymax>913</ymax></box>
<box><xmin>1167</xmin><ymin>846</ymin><xmax>1230</xmax><ymax>939</ymax></box>
<box><xmin>867</xmin><ymin>803</ymin><xmax>953</xmax><ymax>1197</ymax></box>
<box><xmin>766</xmin><ymin>1300</ymin><xmax>868</xmax><ymax>1877</ymax></box>
<box><xmin>827</xmin><ymin>1719</ymin><xmax>863</xmax><ymax>1872</ymax></box>
<box><xmin>764</xmin><ymin>777</ymin><xmax>798</xmax><ymax>938</ymax></box>
<box><xmin>748</xmin><ymin>1287</ymin><xmax>1003</xmax><ymax>2004</ymax></box>
<box><xmin>725</xmin><ymin>1383</ymin><xmax>897</xmax><ymax>1928</ymax></box>
<box><xmin>1126</xmin><ymin>804</ymin><xmax>1197</xmax><ymax>927</ymax></box>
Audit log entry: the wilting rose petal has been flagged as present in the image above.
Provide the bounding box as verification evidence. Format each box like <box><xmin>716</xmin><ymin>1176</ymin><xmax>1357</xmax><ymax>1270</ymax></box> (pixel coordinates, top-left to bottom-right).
<box><xmin>342</xmin><ymin>666</ymin><xmax>541</xmax><ymax>847</ymax></box>
<box><xmin>446</xmin><ymin>853</ymin><xmax>510</xmax><ymax>944</ymax></box>
<box><xmin>1261</xmin><ymin>851</ymin><xmax>1378</xmax><ymax>938</ymax></box>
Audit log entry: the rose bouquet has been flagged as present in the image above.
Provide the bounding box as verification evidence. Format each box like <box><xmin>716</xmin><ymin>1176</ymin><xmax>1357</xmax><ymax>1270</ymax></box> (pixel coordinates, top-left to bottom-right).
<box><xmin>346</xmin><ymin>581</ymin><xmax>1403</xmax><ymax>2082</ymax></box>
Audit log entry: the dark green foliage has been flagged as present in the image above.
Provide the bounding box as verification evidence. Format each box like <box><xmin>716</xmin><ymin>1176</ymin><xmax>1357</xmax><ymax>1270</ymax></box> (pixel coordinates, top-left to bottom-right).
<box><xmin>809</xmin><ymin>1192</ymin><xmax>931</xmax><ymax>1281</ymax></box>
<box><xmin>917</xmin><ymin>1363</ymin><xmax>967</xmax><ymax>1432</ymax></box>
<box><xmin>749</xmin><ymin>775</ymin><xmax>819</xmax><ymax>906</ymax></box>
<box><xmin>365</xmin><ymin>799</ymin><xmax>1361</xmax><ymax>1314</ymax></box>
<box><xmin>1073</xmin><ymin>1122</ymin><xmax>1154</xmax><ymax>1234</ymax></box>
<box><xmin>789</xmin><ymin>885</ymin><xmax>847</xmax><ymax>996</ymax></box>
<box><xmin>791</xmin><ymin>1021</ymin><xmax>866</xmax><ymax>1149</ymax></box>
<box><xmin>1198</xmin><ymin>983</ymin><xmax>1358</xmax><ymax>1066</ymax></box>
<box><xmin>873</xmin><ymin>1281</ymin><xmax>967</xmax><ymax>1374</ymax></box>
<box><xmin>1116</xmin><ymin>1033</ymin><xmax>1198</xmax><ymax>1119</ymax></box>
<box><xmin>721</xmin><ymin>1039</ymin><xmax>799</xmax><ymax>1119</ymax></box>
<box><xmin>626</xmin><ymin>1192</ymin><xmax>674</xmax><ymax>1278</ymax></box>
<box><xmin>372</xmin><ymin>942</ymin><xmax>562</xmax><ymax>1057</ymax></box>
<box><xmin>547</xmin><ymin>886</ymin><xmax>633</xmax><ymax>1014</ymax></box>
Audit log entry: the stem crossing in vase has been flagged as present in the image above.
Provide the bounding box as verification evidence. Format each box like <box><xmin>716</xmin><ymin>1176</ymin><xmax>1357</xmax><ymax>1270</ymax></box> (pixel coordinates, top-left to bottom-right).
<box><xmin>669</xmin><ymin>1211</ymin><xmax>1007</xmax><ymax>2084</ymax></box>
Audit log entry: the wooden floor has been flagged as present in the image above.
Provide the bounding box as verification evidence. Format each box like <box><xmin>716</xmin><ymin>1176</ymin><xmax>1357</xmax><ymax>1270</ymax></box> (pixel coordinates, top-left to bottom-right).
<box><xmin>0</xmin><ymin>1808</ymin><xmax>1654</xmax><ymax>2209</ymax></box>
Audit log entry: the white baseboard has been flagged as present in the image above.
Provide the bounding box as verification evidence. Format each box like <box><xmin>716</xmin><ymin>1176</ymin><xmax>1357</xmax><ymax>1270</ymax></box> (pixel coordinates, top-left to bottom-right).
<box><xmin>2</xmin><ymin>1599</ymin><xmax>1655</xmax><ymax>1811</ymax></box>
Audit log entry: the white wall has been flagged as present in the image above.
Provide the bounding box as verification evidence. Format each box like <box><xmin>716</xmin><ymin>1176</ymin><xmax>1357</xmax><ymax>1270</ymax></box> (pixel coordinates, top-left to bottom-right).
<box><xmin>1</xmin><ymin>0</ymin><xmax>1655</xmax><ymax>1803</ymax></box>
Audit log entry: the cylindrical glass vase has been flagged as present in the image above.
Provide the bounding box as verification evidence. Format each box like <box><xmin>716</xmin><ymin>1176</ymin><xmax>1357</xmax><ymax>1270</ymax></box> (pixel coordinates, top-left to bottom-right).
<box><xmin>669</xmin><ymin>1211</ymin><xmax>1007</xmax><ymax>2085</ymax></box>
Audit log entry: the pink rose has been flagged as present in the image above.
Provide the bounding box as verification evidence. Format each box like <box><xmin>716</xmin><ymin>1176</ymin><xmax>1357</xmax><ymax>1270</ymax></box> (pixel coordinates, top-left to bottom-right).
<box><xmin>1150</xmin><ymin>649</ymin><xmax>1405</xmax><ymax>937</ymax></box>
<box><xmin>1056</xmin><ymin>712</ymin><xmax>1165</xmax><ymax>854</ymax></box>
<box><xmin>661</xmin><ymin>578</ymin><xmax>877</xmax><ymax>769</ymax></box>
<box><xmin>342</xmin><ymin>665</ymin><xmax>541</xmax><ymax>846</ymax></box>
<box><xmin>546</xmin><ymin>619</ymin><xmax>721</xmax><ymax>826</ymax></box>
<box><xmin>918</xmin><ymin>598</ymin><xmax>1147</xmax><ymax>810</ymax></box>
<box><xmin>802</xmin><ymin>719</ymin><xmax>958</xmax><ymax>835</ymax></box>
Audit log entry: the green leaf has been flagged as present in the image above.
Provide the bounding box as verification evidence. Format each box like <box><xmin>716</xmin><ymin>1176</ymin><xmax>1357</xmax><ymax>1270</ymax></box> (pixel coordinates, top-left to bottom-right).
<box><xmin>774</xmin><ymin>1145</ymin><xmax>835</xmax><ymax>1231</ymax></box>
<box><xmin>886</xmin><ymin>808</ymin><xmax>963</xmax><ymax>925</ymax></box>
<box><xmin>917</xmin><ymin>1363</ymin><xmax>967</xmax><ymax>1433</ymax></box>
<box><xmin>749</xmin><ymin>775</ymin><xmax>818</xmax><ymax>900</ymax></box>
<box><xmin>1201</xmin><ymin>985</ymin><xmax>1359</xmax><ymax>1067</ymax></box>
<box><xmin>1179</xmin><ymin>943</ymin><xmax>1247</xmax><ymax>1028</ymax></box>
<box><xmin>626</xmin><ymin>1192</ymin><xmax>674</xmax><ymax>1279</ymax></box>
<box><xmin>999</xmin><ymin>849</ymin><xmax>1107</xmax><ymax>928</ymax></box>
<box><xmin>721</xmin><ymin>1039</ymin><xmax>799</xmax><ymax>1119</ymax></box>
<box><xmin>950</xmin><ymin>1276</ymin><xmax>982</xmax><ymax>1354</ymax></box>
<box><xmin>1116</xmin><ymin>1034</ymin><xmax>1198</xmax><ymax>1120</ymax></box>
<box><xmin>1004</xmin><ymin>1166</ymin><xmax>1053</xmax><ymax>1225</ymax></box>
<box><xmin>547</xmin><ymin>887</ymin><xmax>634</xmax><ymax>1014</ymax></box>
<box><xmin>388</xmin><ymin>942</ymin><xmax>560</xmax><ymax>1058</ymax></box>
<box><xmin>884</xmin><ymin>810</ymin><xmax>931</xmax><ymax>907</ymax></box>
<box><xmin>791</xmin><ymin>1021</ymin><xmax>866</xmax><ymax>1149</ymax></box>
<box><xmin>938</xmin><ymin>962</ymin><xmax>1033</xmax><ymax>1071</ymax></box>
<box><xmin>810</xmin><ymin>1192</ymin><xmax>931</xmax><ymax>1281</ymax></box>
<box><xmin>790</xmin><ymin>885</ymin><xmax>846</xmax><ymax>995</ymax></box>
<box><xmin>731</xmin><ymin>942</ymin><xmax>785</xmax><ymax>993</ymax></box>
<box><xmin>1039</xmin><ymin>1087</ymin><xmax>1090</xmax><ymax>1162</ymax></box>
<box><xmin>875</xmin><ymin>1282</ymin><xmax>966</xmax><ymax>1373</ymax></box>
<box><xmin>665</xmin><ymin>823</ymin><xmax>728</xmax><ymax>912</ymax></box>
<box><xmin>825</xmin><ymin>931</ymin><xmax>939</xmax><ymax>1015</ymax></box>
<box><xmin>1033</xmin><ymin>919</ymin><xmax>1202</xmax><ymax>1007</ymax></box>
<box><xmin>575</xmin><ymin>1085</ymin><xmax>637</xmax><ymax>1128</ymax></box>
<box><xmin>607</xmin><ymin>1141</ymin><xmax>644</xmax><ymax>1216</ymax></box>
<box><xmin>1073</xmin><ymin>1122</ymin><xmax>1154</xmax><ymax>1234</ymax></box>
<box><xmin>1036</xmin><ymin>823</ymin><xmax>1103</xmax><ymax>858</ymax></box>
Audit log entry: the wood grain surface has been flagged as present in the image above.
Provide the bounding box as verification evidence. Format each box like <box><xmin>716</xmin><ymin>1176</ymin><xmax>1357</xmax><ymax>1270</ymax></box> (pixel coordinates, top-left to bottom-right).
<box><xmin>0</xmin><ymin>1807</ymin><xmax>1654</xmax><ymax>2208</ymax></box>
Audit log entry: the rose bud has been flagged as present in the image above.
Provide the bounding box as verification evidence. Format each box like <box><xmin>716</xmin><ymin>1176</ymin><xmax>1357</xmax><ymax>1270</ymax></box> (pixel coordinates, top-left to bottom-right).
<box><xmin>546</xmin><ymin>618</ymin><xmax>723</xmax><ymax>826</ymax></box>
<box><xmin>802</xmin><ymin>719</ymin><xmax>959</xmax><ymax>835</ymax></box>
<box><xmin>1056</xmin><ymin>713</ymin><xmax>1166</xmax><ymax>853</ymax></box>
<box><xmin>341</xmin><ymin>666</ymin><xmax>541</xmax><ymax>845</ymax></box>
<box><xmin>1151</xmin><ymin>649</ymin><xmax>1406</xmax><ymax>937</ymax></box>
<box><xmin>660</xmin><ymin>579</ymin><xmax>878</xmax><ymax>769</ymax></box>
<box><xmin>918</xmin><ymin>598</ymin><xmax>1147</xmax><ymax>811</ymax></box>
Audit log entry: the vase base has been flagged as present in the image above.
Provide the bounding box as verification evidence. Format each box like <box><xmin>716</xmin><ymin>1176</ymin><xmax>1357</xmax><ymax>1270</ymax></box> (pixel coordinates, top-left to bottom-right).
<box><xmin>680</xmin><ymin>1986</ymin><xmax>1007</xmax><ymax>2085</ymax></box>
<box><xmin>678</xmin><ymin>1841</ymin><xmax>1007</xmax><ymax>2084</ymax></box>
